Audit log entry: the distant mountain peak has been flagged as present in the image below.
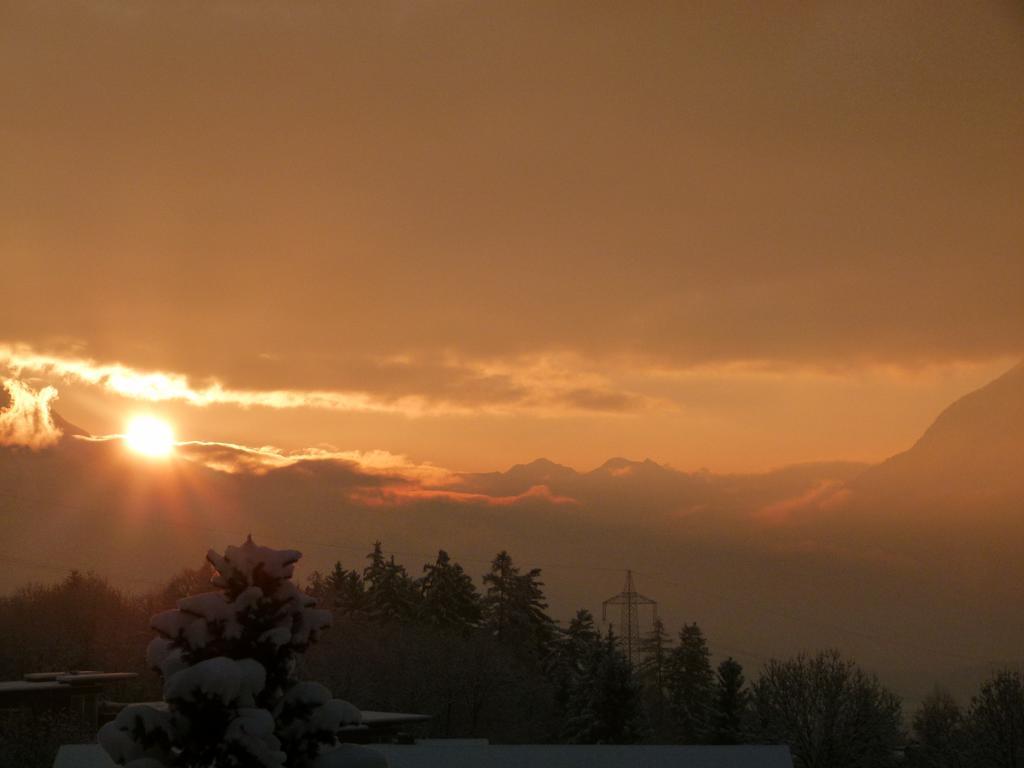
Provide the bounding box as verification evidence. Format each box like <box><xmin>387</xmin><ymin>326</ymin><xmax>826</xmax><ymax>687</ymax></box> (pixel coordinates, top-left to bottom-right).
<box><xmin>522</xmin><ymin>457</ymin><xmax>563</xmax><ymax>469</ymax></box>
<box><xmin>505</xmin><ymin>457</ymin><xmax>578</xmax><ymax>476</ymax></box>
<box><xmin>52</xmin><ymin>410</ymin><xmax>90</xmax><ymax>440</ymax></box>
<box><xmin>912</xmin><ymin>360</ymin><xmax>1024</xmax><ymax>451</ymax></box>
<box><xmin>599</xmin><ymin>456</ymin><xmax>633</xmax><ymax>469</ymax></box>
<box><xmin>591</xmin><ymin>457</ymin><xmax>671</xmax><ymax>477</ymax></box>
<box><xmin>851</xmin><ymin>360</ymin><xmax>1024</xmax><ymax>503</ymax></box>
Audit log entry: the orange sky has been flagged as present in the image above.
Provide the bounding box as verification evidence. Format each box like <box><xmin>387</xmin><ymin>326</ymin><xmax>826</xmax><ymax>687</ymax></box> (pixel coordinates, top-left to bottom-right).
<box><xmin>1</xmin><ymin>1</ymin><xmax>1021</xmax><ymax>472</ymax></box>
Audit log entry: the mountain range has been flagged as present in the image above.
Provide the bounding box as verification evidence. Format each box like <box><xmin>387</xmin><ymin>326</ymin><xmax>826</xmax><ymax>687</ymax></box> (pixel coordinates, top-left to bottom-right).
<box><xmin>1</xmin><ymin>361</ymin><xmax>1023</xmax><ymax>707</ymax></box>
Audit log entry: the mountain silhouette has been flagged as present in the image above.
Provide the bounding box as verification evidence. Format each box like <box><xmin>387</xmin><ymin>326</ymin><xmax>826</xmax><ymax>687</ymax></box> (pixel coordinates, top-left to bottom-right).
<box><xmin>52</xmin><ymin>411</ymin><xmax>90</xmax><ymax>440</ymax></box>
<box><xmin>850</xmin><ymin>361</ymin><xmax>1024</xmax><ymax>506</ymax></box>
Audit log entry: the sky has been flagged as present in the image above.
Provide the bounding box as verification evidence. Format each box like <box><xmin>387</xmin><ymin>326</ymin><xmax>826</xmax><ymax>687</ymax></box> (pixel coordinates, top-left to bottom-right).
<box><xmin>1</xmin><ymin>0</ymin><xmax>1022</xmax><ymax>473</ymax></box>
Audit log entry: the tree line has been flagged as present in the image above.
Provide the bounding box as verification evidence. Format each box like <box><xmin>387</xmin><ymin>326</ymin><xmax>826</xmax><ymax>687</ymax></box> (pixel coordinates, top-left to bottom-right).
<box><xmin>2</xmin><ymin>544</ymin><xmax>1024</xmax><ymax>768</ymax></box>
<box><xmin>301</xmin><ymin>542</ymin><xmax>1024</xmax><ymax>768</ymax></box>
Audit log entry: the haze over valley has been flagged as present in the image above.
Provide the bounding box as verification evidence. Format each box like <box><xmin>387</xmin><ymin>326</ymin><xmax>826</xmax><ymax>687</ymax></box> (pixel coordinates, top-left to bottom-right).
<box><xmin>3</xmin><ymin>362</ymin><xmax>1023</xmax><ymax>708</ymax></box>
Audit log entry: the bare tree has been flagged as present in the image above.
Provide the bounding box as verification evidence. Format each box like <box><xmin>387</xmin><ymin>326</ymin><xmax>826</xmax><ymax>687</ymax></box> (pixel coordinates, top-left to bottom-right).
<box><xmin>751</xmin><ymin>649</ymin><xmax>903</xmax><ymax>768</ymax></box>
<box><xmin>907</xmin><ymin>687</ymin><xmax>965</xmax><ymax>768</ymax></box>
<box><xmin>964</xmin><ymin>670</ymin><xmax>1024</xmax><ymax>768</ymax></box>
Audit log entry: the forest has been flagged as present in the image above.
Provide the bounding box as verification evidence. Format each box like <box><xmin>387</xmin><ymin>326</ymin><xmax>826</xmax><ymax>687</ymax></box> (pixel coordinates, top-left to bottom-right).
<box><xmin>1</xmin><ymin>543</ymin><xmax>1022</xmax><ymax>768</ymax></box>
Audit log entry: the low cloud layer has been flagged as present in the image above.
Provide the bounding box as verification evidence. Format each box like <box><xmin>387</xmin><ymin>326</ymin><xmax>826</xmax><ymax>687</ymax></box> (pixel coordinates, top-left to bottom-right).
<box><xmin>173</xmin><ymin>440</ymin><xmax>454</xmax><ymax>485</ymax></box>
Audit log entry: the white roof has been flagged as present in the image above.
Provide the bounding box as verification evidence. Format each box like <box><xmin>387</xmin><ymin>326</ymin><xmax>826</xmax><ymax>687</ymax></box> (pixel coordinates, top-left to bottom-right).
<box><xmin>0</xmin><ymin>673</ymin><xmax>137</xmax><ymax>695</ymax></box>
<box><xmin>96</xmin><ymin>701</ymin><xmax>429</xmax><ymax>728</ymax></box>
<box><xmin>361</xmin><ymin>710</ymin><xmax>432</xmax><ymax>726</ymax></box>
<box><xmin>372</xmin><ymin>745</ymin><xmax>793</xmax><ymax>768</ymax></box>
<box><xmin>0</xmin><ymin>680</ymin><xmax>66</xmax><ymax>693</ymax></box>
<box><xmin>56</xmin><ymin>673</ymin><xmax>137</xmax><ymax>686</ymax></box>
<box><xmin>54</xmin><ymin>746</ymin><xmax>113</xmax><ymax>768</ymax></box>
<box><xmin>56</xmin><ymin>744</ymin><xmax>793</xmax><ymax>768</ymax></box>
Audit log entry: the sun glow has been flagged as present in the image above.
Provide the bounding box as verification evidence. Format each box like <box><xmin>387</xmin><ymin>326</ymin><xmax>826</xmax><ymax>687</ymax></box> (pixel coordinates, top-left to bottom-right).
<box><xmin>124</xmin><ymin>416</ymin><xmax>175</xmax><ymax>458</ymax></box>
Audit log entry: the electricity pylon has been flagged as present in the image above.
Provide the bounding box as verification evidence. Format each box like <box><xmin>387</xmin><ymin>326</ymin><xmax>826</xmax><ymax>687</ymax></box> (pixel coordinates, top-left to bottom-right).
<box><xmin>602</xmin><ymin>570</ymin><xmax>658</xmax><ymax>668</ymax></box>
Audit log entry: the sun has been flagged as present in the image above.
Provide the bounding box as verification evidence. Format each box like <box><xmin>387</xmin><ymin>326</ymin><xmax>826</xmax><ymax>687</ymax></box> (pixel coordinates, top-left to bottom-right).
<box><xmin>124</xmin><ymin>415</ymin><xmax>175</xmax><ymax>458</ymax></box>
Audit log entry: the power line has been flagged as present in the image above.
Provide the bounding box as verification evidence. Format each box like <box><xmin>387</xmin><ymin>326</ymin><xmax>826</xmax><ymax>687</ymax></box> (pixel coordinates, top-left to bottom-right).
<box><xmin>0</xmin><ymin>549</ymin><xmax>166</xmax><ymax>587</ymax></box>
<box><xmin>0</xmin><ymin>488</ymin><xmax>626</xmax><ymax>573</ymax></box>
<box><xmin>0</xmin><ymin>488</ymin><xmax>1018</xmax><ymax>667</ymax></box>
<box><xmin>635</xmin><ymin>569</ymin><xmax>1011</xmax><ymax>667</ymax></box>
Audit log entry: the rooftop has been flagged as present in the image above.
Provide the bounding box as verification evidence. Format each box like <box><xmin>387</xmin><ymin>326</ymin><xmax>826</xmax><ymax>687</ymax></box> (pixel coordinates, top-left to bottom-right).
<box><xmin>56</xmin><ymin>743</ymin><xmax>794</xmax><ymax>768</ymax></box>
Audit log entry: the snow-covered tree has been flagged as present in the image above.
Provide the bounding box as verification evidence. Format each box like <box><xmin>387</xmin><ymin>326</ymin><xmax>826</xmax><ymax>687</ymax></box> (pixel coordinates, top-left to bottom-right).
<box><xmin>98</xmin><ymin>537</ymin><xmax>386</xmax><ymax>768</ymax></box>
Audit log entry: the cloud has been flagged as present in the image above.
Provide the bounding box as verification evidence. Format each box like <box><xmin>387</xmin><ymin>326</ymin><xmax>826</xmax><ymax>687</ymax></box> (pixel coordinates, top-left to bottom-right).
<box><xmin>0</xmin><ymin>344</ymin><xmax>655</xmax><ymax>418</ymax></box>
<box><xmin>371</xmin><ymin>483</ymin><xmax>580</xmax><ymax>508</ymax></box>
<box><xmin>74</xmin><ymin>429</ymin><xmax>453</xmax><ymax>484</ymax></box>
<box><xmin>73</xmin><ymin>424</ymin><xmax>583</xmax><ymax>509</ymax></box>
<box><xmin>0</xmin><ymin>344</ymin><xmax>423</xmax><ymax>414</ymax></box>
<box><xmin>173</xmin><ymin>440</ymin><xmax>454</xmax><ymax>484</ymax></box>
<box><xmin>0</xmin><ymin>379</ymin><xmax>62</xmax><ymax>449</ymax></box>
<box><xmin>754</xmin><ymin>480</ymin><xmax>852</xmax><ymax>524</ymax></box>
<box><xmin>558</xmin><ymin>387</ymin><xmax>645</xmax><ymax>412</ymax></box>
<box><xmin>72</xmin><ymin>428</ymin><xmax>581</xmax><ymax>512</ymax></box>
<box><xmin>1</xmin><ymin>2</ymin><xmax>1021</xmax><ymax>391</ymax></box>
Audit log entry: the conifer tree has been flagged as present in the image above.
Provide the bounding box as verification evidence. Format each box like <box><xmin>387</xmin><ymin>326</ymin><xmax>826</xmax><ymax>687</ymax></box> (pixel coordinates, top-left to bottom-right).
<box><xmin>481</xmin><ymin>550</ymin><xmax>555</xmax><ymax>654</ymax></box>
<box><xmin>665</xmin><ymin>622</ymin><xmax>714</xmax><ymax>743</ymax></box>
<box><xmin>551</xmin><ymin>609</ymin><xmax>603</xmax><ymax>725</ymax></box>
<box><xmin>362</xmin><ymin>543</ymin><xmax>418</xmax><ymax>623</ymax></box>
<box><xmin>98</xmin><ymin>537</ymin><xmax>384</xmax><ymax>768</ymax></box>
<box><xmin>565</xmin><ymin>609</ymin><xmax>601</xmax><ymax>657</ymax></box>
<box><xmin>712</xmin><ymin>657</ymin><xmax>749</xmax><ymax>744</ymax></box>
<box><xmin>563</xmin><ymin>628</ymin><xmax>644</xmax><ymax>744</ymax></box>
<box><xmin>416</xmin><ymin>550</ymin><xmax>482</xmax><ymax>630</ymax></box>
<box><xmin>638</xmin><ymin>616</ymin><xmax>672</xmax><ymax>739</ymax></box>
<box><xmin>306</xmin><ymin>571</ymin><xmax>328</xmax><ymax>601</ymax></box>
<box><xmin>362</xmin><ymin>543</ymin><xmax>388</xmax><ymax>593</ymax></box>
<box><xmin>639</xmin><ymin>617</ymin><xmax>671</xmax><ymax>699</ymax></box>
<box><xmin>311</xmin><ymin>563</ymin><xmax>367</xmax><ymax>617</ymax></box>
